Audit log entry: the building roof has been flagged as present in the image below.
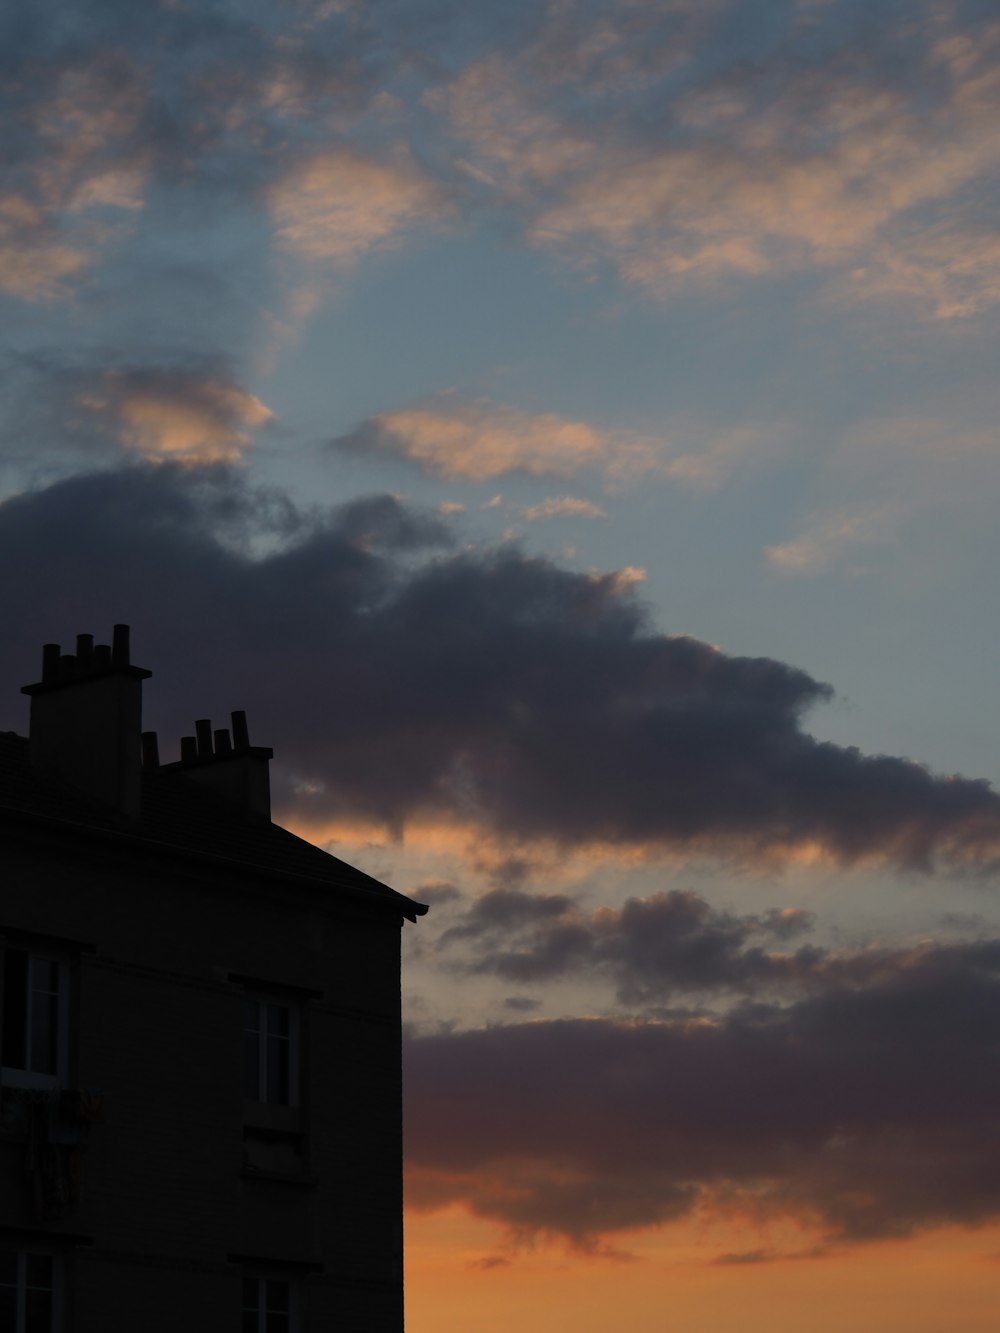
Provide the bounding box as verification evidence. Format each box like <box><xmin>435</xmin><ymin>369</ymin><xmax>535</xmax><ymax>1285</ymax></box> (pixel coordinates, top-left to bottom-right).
<box><xmin>0</xmin><ymin>731</ymin><xmax>427</xmax><ymax>922</ymax></box>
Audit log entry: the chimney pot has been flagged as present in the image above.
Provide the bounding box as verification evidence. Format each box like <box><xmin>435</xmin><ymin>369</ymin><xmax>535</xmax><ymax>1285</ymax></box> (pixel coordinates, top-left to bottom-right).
<box><xmin>42</xmin><ymin>644</ymin><xmax>60</xmax><ymax>683</ymax></box>
<box><xmin>214</xmin><ymin>728</ymin><xmax>233</xmax><ymax>755</ymax></box>
<box><xmin>195</xmin><ymin>718</ymin><xmax>213</xmax><ymax>760</ymax></box>
<box><xmin>141</xmin><ymin>731</ymin><xmax>160</xmax><ymax>769</ymax></box>
<box><xmin>93</xmin><ymin>644</ymin><xmax>111</xmax><ymax>669</ymax></box>
<box><xmin>180</xmin><ymin>736</ymin><xmax>198</xmax><ymax>764</ymax></box>
<box><xmin>231</xmin><ymin>710</ymin><xmax>250</xmax><ymax>752</ymax></box>
<box><xmin>111</xmin><ymin>624</ymin><xmax>130</xmax><ymax>667</ymax></box>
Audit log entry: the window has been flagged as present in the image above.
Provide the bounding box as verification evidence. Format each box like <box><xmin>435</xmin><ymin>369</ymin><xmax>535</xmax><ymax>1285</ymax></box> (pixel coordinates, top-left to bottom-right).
<box><xmin>1</xmin><ymin>949</ymin><xmax>68</xmax><ymax>1090</ymax></box>
<box><xmin>0</xmin><ymin>1250</ymin><xmax>58</xmax><ymax>1333</ymax></box>
<box><xmin>243</xmin><ymin>996</ymin><xmax>298</xmax><ymax>1107</ymax></box>
<box><xmin>241</xmin><ymin>988</ymin><xmax>308</xmax><ymax>1177</ymax></box>
<box><xmin>242</xmin><ymin>1275</ymin><xmax>296</xmax><ymax>1333</ymax></box>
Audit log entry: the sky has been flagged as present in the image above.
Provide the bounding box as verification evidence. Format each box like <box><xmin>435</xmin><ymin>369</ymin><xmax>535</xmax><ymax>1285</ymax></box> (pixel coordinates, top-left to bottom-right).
<box><xmin>3</xmin><ymin>0</ymin><xmax>1000</xmax><ymax>1327</ymax></box>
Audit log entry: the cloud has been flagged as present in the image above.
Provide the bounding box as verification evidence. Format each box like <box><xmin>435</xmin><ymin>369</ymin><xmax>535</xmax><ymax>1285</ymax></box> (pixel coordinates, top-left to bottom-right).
<box><xmin>438</xmin><ymin>887</ymin><xmax>830</xmax><ymax>1001</ymax></box>
<box><xmin>414</xmin><ymin>881</ymin><xmax>464</xmax><ymax>906</ymax></box>
<box><xmin>268</xmin><ymin>147</ymin><xmax>446</xmax><ymax>265</ymax></box>
<box><xmin>710</xmin><ymin>1246</ymin><xmax>827</xmax><ymax>1266</ymax></box>
<box><xmin>435</xmin><ymin>3</ymin><xmax>1000</xmax><ymax>316</ymax></box>
<box><xmin>334</xmin><ymin>395</ymin><xmax>783</xmax><ymax>494</ymax></box>
<box><xmin>521</xmin><ymin>496</ymin><xmax>607</xmax><ymax>521</ymax></box>
<box><xmin>0</xmin><ymin>357</ymin><xmax>274</xmax><ymax>472</ymax></box>
<box><xmin>405</xmin><ymin>942</ymin><xmax>1000</xmax><ymax>1246</ymax></box>
<box><xmin>0</xmin><ymin>198</ymin><xmax>89</xmax><ymax>302</ymax></box>
<box><xmin>765</xmin><ymin>503</ymin><xmax>899</xmax><ymax>574</ymax></box>
<box><xmin>75</xmin><ymin>367</ymin><xmax>273</xmax><ymax>464</ymax></box>
<box><xmin>435</xmin><ymin>885</ymin><xmax>1000</xmax><ymax>1010</ymax></box>
<box><xmin>0</xmin><ymin>0</ymin><xmax>392</xmax><ymax>300</ymax></box>
<box><xmin>0</xmin><ymin>48</ymin><xmax>148</xmax><ymax>299</ymax></box>
<box><xmin>333</xmin><ymin>393</ymin><xmax>663</xmax><ymax>483</ymax></box>
<box><xmin>2</xmin><ymin>464</ymin><xmax>1000</xmax><ymax>872</ymax></box>
<box><xmin>6</xmin><ymin>0</ymin><xmax>1000</xmax><ymax>320</ymax></box>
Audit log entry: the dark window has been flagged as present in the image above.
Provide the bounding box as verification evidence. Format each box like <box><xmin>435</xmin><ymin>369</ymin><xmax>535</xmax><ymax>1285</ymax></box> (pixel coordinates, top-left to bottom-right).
<box><xmin>243</xmin><ymin>997</ymin><xmax>297</xmax><ymax>1107</ymax></box>
<box><xmin>2</xmin><ymin>949</ymin><xmax>66</xmax><ymax>1088</ymax></box>
<box><xmin>0</xmin><ymin>1251</ymin><xmax>56</xmax><ymax>1333</ymax></box>
<box><xmin>242</xmin><ymin>1275</ymin><xmax>294</xmax><ymax>1333</ymax></box>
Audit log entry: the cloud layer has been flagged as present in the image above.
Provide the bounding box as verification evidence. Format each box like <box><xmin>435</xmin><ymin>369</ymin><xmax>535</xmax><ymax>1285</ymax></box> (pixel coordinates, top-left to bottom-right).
<box><xmin>435</xmin><ymin>2</ymin><xmax>1000</xmax><ymax>315</ymax></box>
<box><xmin>439</xmin><ymin>886</ymin><xmax>830</xmax><ymax>1003</ymax></box>
<box><xmin>7</xmin><ymin>0</ymin><xmax>997</xmax><ymax>316</ymax></box>
<box><xmin>406</xmin><ymin>938</ymin><xmax>1000</xmax><ymax>1247</ymax></box>
<box><xmin>2</xmin><ymin>463</ymin><xmax>1000</xmax><ymax>873</ymax></box>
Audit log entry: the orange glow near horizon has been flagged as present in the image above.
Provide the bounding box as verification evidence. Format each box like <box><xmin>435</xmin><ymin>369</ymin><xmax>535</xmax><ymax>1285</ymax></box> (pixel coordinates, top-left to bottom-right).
<box><xmin>279</xmin><ymin>804</ymin><xmax>1000</xmax><ymax>886</ymax></box>
<box><xmin>276</xmin><ymin>809</ymin><xmax>866</xmax><ymax>884</ymax></box>
<box><xmin>405</xmin><ymin>1208</ymin><xmax>1000</xmax><ymax>1333</ymax></box>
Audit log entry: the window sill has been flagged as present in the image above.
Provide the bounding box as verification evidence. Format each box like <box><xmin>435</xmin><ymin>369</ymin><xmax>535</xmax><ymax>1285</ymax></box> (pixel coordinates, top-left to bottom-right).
<box><xmin>240</xmin><ymin>1167</ymin><xmax>319</xmax><ymax>1187</ymax></box>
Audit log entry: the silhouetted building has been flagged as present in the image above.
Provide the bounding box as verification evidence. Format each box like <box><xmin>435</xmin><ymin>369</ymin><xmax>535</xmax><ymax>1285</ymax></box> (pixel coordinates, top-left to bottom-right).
<box><xmin>0</xmin><ymin>626</ymin><xmax>426</xmax><ymax>1332</ymax></box>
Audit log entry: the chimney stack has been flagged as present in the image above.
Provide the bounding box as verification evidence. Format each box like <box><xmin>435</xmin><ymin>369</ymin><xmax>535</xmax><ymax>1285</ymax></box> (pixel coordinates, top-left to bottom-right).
<box><xmin>162</xmin><ymin>709</ymin><xmax>273</xmax><ymax>818</ymax></box>
<box><xmin>21</xmin><ymin>625</ymin><xmax>152</xmax><ymax>819</ymax></box>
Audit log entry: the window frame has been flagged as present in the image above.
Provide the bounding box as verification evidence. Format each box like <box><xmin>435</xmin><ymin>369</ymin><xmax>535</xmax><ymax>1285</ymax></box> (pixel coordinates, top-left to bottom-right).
<box><xmin>243</xmin><ymin>993</ymin><xmax>301</xmax><ymax>1109</ymax></box>
<box><xmin>0</xmin><ymin>1246</ymin><xmax>63</xmax><ymax>1333</ymax></box>
<box><xmin>1</xmin><ymin>946</ymin><xmax>71</xmax><ymax>1092</ymax></box>
<box><xmin>241</xmin><ymin>1271</ymin><xmax>300</xmax><ymax>1333</ymax></box>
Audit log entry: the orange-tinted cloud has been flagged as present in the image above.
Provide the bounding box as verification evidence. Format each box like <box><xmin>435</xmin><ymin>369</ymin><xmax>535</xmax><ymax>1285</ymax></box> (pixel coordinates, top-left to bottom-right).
<box><xmin>333</xmin><ymin>394</ymin><xmax>780</xmax><ymax>488</ymax></box>
<box><xmin>0</xmin><ymin>52</ymin><xmax>148</xmax><ymax>300</ymax></box>
<box><xmin>269</xmin><ymin>147</ymin><xmax>446</xmax><ymax>266</ymax></box>
<box><xmin>75</xmin><ymin>368</ymin><xmax>272</xmax><ymax>464</ymax></box>
<box><xmin>439</xmin><ymin>8</ymin><xmax>1000</xmax><ymax>316</ymax></box>
<box><xmin>336</xmin><ymin>393</ymin><xmax>662</xmax><ymax>482</ymax></box>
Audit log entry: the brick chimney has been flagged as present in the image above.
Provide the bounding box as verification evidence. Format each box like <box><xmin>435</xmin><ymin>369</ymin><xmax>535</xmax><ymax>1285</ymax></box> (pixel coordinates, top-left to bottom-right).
<box><xmin>155</xmin><ymin>710</ymin><xmax>273</xmax><ymax>818</ymax></box>
<box><xmin>21</xmin><ymin>625</ymin><xmax>151</xmax><ymax>819</ymax></box>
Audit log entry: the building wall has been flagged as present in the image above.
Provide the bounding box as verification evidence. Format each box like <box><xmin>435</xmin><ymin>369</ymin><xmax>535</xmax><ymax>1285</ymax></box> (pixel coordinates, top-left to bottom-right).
<box><xmin>0</xmin><ymin>821</ymin><xmax>405</xmax><ymax>1331</ymax></box>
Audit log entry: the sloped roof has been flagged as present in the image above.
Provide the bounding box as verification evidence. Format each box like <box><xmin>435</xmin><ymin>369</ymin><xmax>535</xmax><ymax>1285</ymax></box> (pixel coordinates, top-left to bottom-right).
<box><xmin>0</xmin><ymin>731</ymin><xmax>426</xmax><ymax>921</ymax></box>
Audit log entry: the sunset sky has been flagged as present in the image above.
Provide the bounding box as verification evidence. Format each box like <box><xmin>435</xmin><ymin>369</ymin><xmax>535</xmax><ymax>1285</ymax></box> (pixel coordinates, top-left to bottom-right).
<box><xmin>3</xmin><ymin>0</ymin><xmax>1000</xmax><ymax>1327</ymax></box>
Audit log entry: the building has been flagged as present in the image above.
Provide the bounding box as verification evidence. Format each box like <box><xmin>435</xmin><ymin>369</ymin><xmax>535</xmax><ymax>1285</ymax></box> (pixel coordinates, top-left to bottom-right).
<box><xmin>0</xmin><ymin>626</ymin><xmax>426</xmax><ymax>1332</ymax></box>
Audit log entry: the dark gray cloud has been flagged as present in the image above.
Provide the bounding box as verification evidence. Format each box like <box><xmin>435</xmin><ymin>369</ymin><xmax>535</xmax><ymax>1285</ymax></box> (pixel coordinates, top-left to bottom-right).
<box><xmin>404</xmin><ymin>940</ymin><xmax>1000</xmax><ymax>1246</ymax></box>
<box><xmin>2</xmin><ymin>463</ymin><xmax>1000</xmax><ymax>871</ymax></box>
<box><xmin>412</xmin><ymin>881</ymin><xmax>464</xmax><ymax>906</ymax></box>
<box><xmin>438</xmin><ymin>887</ymin><xmax>837</xmax><ymax>1002</ymax></box>
<box><xmin>436</xmin><ymin>887</ymin><xmax>1000</xmax><ymax>1014</ymax></box>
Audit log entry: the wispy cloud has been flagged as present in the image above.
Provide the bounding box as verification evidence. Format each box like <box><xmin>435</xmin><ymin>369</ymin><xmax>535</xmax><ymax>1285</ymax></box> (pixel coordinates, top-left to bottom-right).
<box><xmin>765</xmin><ymin>504</ymin><xmax>898</xmax><ymax>574</ymax></box>
<box><xmin>437</xmin><ymin>5</ymin><xmax>1000</xmax><ymax>316</ymax></box>
<box><xmin>0</xmin><ymin>52</ymin><xmax>148</xmax><ymax>299</ymax></box>
<box><xmin>521</xmin><ymin>496</ymin><xmax>607</xmax><ymax>521</ymax></box>
<box><xmin>332</xmin><ymin>394</ymin><xmax>777</xmax><ymax>489</ymax></box>
<box><xmin>268</xmin><ymin>147</ymin><xmax>446</xmax><ymax>265</ymax></box>
<box><xmin>333</xmin><ymin>394</ymin><xmax>663</xmax><ymax>482</ymax></box>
